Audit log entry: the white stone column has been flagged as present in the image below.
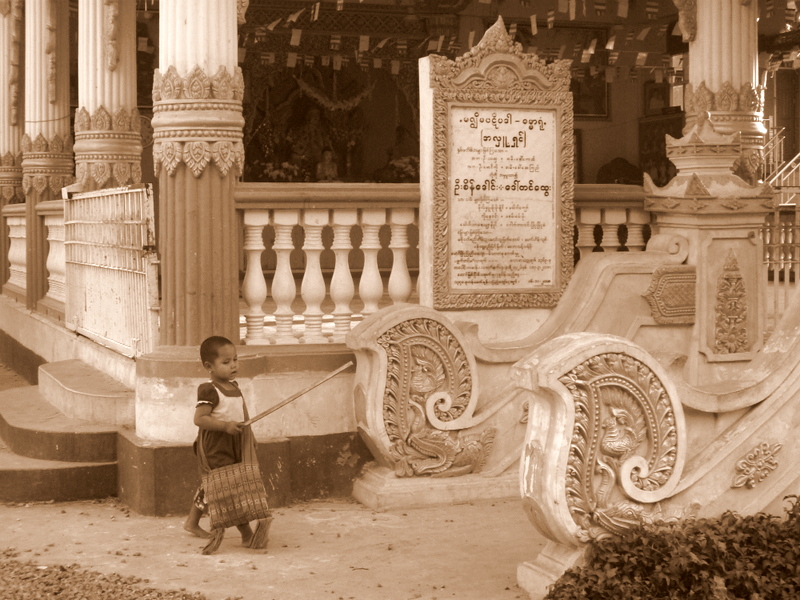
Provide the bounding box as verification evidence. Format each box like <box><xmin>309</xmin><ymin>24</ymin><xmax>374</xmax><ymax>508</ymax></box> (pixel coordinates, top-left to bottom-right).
<box><xmin>0</xmin><ymin>0</ymin><xmax>24</xmax><ymax>291</ymax></box>
<box><xmin>152</xmin><ymin>0</ymin><xmax>244</xmax><ymax>345</ymax></box>
<box><xmin>74</xmin><ymin>0</ymin><xmax>142</xmax><ymax>191</ymax></box>
<box><xmin>676</xmin><ymin>0</ymin><xmax>765</xmax><ymax>181</ymax></box>
<box><xmin>23</xmin><ymin>0</ymin><xmax>73</xmax><ymax>312</ymax></box>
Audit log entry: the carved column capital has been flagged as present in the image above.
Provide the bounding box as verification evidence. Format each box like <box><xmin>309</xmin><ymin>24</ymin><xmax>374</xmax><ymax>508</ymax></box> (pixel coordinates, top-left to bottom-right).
<box><xmin>0</xmin><ymin>151</ymin><xmax>23</xmax><ymax>203</ymax></box>
<box><xmin>21</xmin><ymin>133</ymin><xmax>75</xmax><ymax>196</ymax></box>
<box><xmin>73</xmin><ymin>105</ymin><xmax>143</xmax><ymax>188</ymax></box>
<box><xmin>151</xmin><ymin>65</ymin><xmax>245</xmax><ymax>178</ymax></box>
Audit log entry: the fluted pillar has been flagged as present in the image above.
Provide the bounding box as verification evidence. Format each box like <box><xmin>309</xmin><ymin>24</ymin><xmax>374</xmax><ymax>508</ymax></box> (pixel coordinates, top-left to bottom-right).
<box><xmin>0</xmin><ymin>0</ymin><xmax>24</xmax><ymax>291</ymax></box>
<box><xmin>675</xmin><ymin>0</ymin><xmax>765</xmax><ymax>182</ymax></box>
<box><xmin>153</xmin><ymin>0</ymin><xmax>243</xmax><ymax>345</ymax></box>
<box><xmin>22</xmin><ymin>0</ymin><xmax>73</xmax><ymax>311</ymax></box>
<box><xmin>74</xmin><ymin>0</ymin><xmax>142</xmax><ymax>191</ymax></box>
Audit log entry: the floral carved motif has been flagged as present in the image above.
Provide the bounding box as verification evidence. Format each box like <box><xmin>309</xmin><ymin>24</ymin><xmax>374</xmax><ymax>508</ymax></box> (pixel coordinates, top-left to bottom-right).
<box><xmin>376</xmin><ymin>318</ymin><xmax>495</xmax><ymax>477</ymax></box>
<box><xmin>152</xmin><ymin>65</ymin><xmax>245</xmax><ymax>102</ymax></box>
<box><xmin>151</xmin><ymin>65</ymin><xmax>245</xmax><ymax>178</ymax></box>
<box><xmin>714</xmin><ymin>250</ymin><xmax>748</xmax><ymax>354</ymax></box>
<box><xmin>0</xmin><ymin>150</ymin><xmax>23</xmax><ymax>203</ymax></box>
<box><xmin>559</xmin><ymin>352</ymin><xmax>681</xmax><ymax>541</ymax></box>
<box><xmin>74</xmin><ymin>106</ymin><xmax>142</xmax><ymax>133</ymax></box>
<box><xmin>21</xmin><ymin>133</ymin><xmax>74</xmax><ymax>196</ymax></box>
<box><xmin>74</xmin><ymin>106</ymin><xmax>143</xmax><ymax>188</ymax></box>
<box><xmin>22</xmin><ymin>133</ymin><xmax>72</xmax><ymax>155</ymax></box>
<box><xmin>642</xmin><ymin>265</ymin><xmax>696</xmax><ymax>325</ymax></box>
<box><xmin>429</xmin><ymin>17</ymin><xmax>570</xmax><ymax>91</ymax></box>
<box><xmin>732</xmin><ymin>442</ymin><xmax>782</xmax><ymax>489</ymax></box>
<box><xmin>685</xmin><ymin>81</ymin><xmax>764</xmax><ymax>116</ymax></box>
<box><xmin>153</xmin><ymin>139</ymin><xmax>244</xmax><ymax>178</ymax></box>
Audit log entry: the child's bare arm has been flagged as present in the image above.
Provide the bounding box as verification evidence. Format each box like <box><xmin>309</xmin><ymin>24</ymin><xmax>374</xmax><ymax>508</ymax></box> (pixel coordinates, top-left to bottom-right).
<box><xmin>194</xmin><ymin>404</ymin><xmax>243</xmax><ymax>435</ymax></box>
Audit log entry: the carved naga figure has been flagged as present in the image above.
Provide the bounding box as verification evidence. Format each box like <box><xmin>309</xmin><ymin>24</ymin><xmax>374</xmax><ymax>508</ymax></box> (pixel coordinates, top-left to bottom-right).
<box><xmin>348</xmin><ymin>307</ymin><xmax>496</xmax><ymax>479</ymax></box>
<box><xmin>517</xmin><ymin>334</ymin><xmax>687</xmax><ymax>544</ymax></box>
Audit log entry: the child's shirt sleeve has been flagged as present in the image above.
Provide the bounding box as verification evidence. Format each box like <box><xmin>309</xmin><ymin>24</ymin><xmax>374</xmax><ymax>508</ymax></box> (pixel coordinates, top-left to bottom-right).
<box><xmin>196</xmin><ymin>382</ymin><xmax>219</xmax><ymax>409</ymax></box>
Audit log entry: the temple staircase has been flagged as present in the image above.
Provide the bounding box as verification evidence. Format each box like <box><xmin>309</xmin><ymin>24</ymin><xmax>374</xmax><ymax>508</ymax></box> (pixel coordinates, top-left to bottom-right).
<box><xmin>0</xmin><ymin>361</ymin><xmax>133</xmax><ymax>503</ymax></box>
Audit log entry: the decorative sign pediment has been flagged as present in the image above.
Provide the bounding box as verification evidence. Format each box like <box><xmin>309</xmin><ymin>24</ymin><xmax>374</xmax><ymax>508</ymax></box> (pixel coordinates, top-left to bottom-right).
<box><xmin>422</xmin><ymin>17</ymin><xmax>574</xmax><ymax>310</ymax></box>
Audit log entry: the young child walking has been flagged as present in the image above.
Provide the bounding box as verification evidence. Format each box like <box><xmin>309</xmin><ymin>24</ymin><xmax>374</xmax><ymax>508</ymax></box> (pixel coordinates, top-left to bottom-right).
<box><xmin>184</xmin><ymin>335</ymin><xmax>272</xmax><ymax>554</ymax></box>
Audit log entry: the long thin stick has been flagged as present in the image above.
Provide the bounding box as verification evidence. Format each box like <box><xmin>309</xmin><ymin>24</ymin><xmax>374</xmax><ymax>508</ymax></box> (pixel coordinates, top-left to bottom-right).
<box><xmin>243</xmin><ymin>361</ymin><xmax>354</xmax><ymax>426</ymax></box>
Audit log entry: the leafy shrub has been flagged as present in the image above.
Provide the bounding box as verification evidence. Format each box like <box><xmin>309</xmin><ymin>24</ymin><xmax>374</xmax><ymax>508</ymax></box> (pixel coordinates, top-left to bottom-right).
<box><xmin>545</xmin><ymin>496</ymin><xmax>800</xmax><ymax>600</ymax></box>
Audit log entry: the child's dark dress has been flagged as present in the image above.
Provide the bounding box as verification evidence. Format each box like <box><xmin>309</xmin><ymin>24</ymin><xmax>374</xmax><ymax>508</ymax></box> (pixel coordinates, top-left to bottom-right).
<box><xmin>192</xmin><ymin>380</ymin><xmax>245</xmax><ymax>509</ymax></box>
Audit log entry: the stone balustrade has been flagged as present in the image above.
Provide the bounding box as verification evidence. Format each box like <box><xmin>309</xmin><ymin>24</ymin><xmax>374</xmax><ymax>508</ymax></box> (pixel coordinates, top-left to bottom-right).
<box><xmin>235</xmin><ymin>182</ymin><xmax>420</xmax><ymax>345</ymax></box>
<box><xmin>573</xmin><ymin>184</ymin><xmax>651</xmax><ymax>257</ymax></box>
<box><xmin>236</xmin><ymin>182</ymin><xmax>649</xmax><ymax>345</ymax></box>
<box><xmin>0</xmin><ymin>182</ymin><xmax>653</xmax><ymax>346</ymax></box>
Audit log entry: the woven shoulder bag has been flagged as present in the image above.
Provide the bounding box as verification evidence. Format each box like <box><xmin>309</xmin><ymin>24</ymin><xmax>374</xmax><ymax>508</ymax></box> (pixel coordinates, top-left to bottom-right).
<box><xmin>197</xmin><ymin>390</ymin><xmax>272</xmax><ymax>554</ymax></box>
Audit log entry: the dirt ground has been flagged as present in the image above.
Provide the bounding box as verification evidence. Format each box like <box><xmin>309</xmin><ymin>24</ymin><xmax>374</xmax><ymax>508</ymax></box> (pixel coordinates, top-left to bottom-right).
<box><xmin>1</xmin><ymin>496</ymin><xmax>545</xmax><ymax>600</ymax></box>
<box><xmin>0</xmin><ymin>362</ymin><xmax>545</xmax><ymax>600</ymax></box>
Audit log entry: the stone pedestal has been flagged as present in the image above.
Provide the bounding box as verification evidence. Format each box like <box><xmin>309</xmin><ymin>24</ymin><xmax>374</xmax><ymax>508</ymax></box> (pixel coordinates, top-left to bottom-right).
<box><xmin>352</xmin><ymin>464</ymin><xmax>518</xmax><ymax>511</ymax></box>
<box><xmin>645</xmin><ymin>116</ymin><xmax>774</xmax><ymax>386</ymax></box>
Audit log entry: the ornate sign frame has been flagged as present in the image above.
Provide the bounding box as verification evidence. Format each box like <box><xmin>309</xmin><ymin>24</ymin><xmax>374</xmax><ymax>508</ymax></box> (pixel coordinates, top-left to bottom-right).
<box><xmin>426</xmin><ymin>18</ymin><xmax>575</xmax><ymax>309</ymax></box>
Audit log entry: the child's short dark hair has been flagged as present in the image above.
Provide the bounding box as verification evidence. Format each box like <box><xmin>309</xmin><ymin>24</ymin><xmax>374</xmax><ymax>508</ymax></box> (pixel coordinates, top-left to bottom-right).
<box><xmin>200</xmin><ymin>336</ymin><xmax>234</xmax><ymax>365</ymax></box>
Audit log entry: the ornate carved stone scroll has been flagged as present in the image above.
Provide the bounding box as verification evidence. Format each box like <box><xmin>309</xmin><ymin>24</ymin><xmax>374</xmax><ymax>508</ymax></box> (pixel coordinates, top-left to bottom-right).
<box><xmin>642</xmin><ymin>265</ymin><xmax>696</xmax><ymax>325</ymax></box>
<box><xmin>517</xmin><ymin>333</ymin><xmax>686</xmax><ymax>545</ymax></box>
<box><xmin>731</xmin><ymin>442</ymin><xmax>782</xmax><ymax>489</ymax></box>
<box><xmin>423</xmin><ymin>17</ymin><xmax>574</xmax><ymax>309</ymax></box>
<box><xmin>151</xmin><ymin>65</ymin><xmax>245</xmax><ymax>178</ymax></box>
<box><xmin>347</xmin><ymin>305</ymin><xmax>496</xmax><ymax>478</ymax></box>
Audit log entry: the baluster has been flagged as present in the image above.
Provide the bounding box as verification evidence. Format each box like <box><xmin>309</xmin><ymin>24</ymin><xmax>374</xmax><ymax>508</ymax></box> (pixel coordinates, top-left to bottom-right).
<box><xmin>359</xmin><ymin>209</ymin><xmax>386</xmax><ymax>316</ymax></box>
<box><xmin>626</xmin><ymin>209</ymin><xmax>649</xmax><ymax>252</ymax></box>
<box><xmin>44</xmin><ymin>214</ymin><xmax>65</xmax><ymax>304</ymax></box>
<box><xmin>388</xmin><ymin>208</ymin><xmax>414</xmax><ymax>304</ymax></box>
<box><xmin>330</xmin><ymin>209</ymin><xmax>356</xmax><ymax>343</ymax></box>
<box><xmin>5</xmin><ymin>213</ymin><xmax>26</xmax><ymax>293</ymax></box>
<box><xmin>272</xmin><ymin>210</ymin><xmax>299</xmax><ymax>344</ymax></box>
<box><xmin>242</xmin><ymin>210</ymin><xmax>269</xmax><ymax>345</ymax></box>
<box><xmin>601</xmin><ymin>208</ymin><xmax>626</xmax><ymax>252</ymax></box>
<box><xmin>301</xmin><ymin>209</ymin><xmax>329</xmax><ymax>344</ymax></box>
<box><xmin>575</xmin><ymin>207</ymin><xmax>600</xmax><ymax>258</ymax></box>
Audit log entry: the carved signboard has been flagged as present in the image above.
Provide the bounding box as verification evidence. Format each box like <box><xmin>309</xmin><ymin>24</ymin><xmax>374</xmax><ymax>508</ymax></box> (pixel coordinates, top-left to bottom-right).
<box><xmin>449</xmin><ymin>106</ymin><xmax>557</xmax><ymax>291</ymax></box>
<box><xmin>421</xmin><ymin>17</ymin><xmax>574</xmax><ymax>309</ymax></box>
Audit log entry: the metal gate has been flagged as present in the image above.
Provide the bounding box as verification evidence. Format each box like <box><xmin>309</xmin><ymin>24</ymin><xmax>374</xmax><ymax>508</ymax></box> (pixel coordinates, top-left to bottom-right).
<box><xmin>64</xmin><ymin>184</ymin><xmax>159</xmax><ymax>357</ymax></box>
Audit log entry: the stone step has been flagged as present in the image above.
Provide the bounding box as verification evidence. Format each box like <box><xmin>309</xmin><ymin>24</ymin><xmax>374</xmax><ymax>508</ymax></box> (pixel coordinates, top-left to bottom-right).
<box><xmin>0</xmin><ymin>386</ymin><xmax>117</xmax><ymax>463</ymax></box>
<box><xmin>0</xmin><ymin>440</ymin><xmax>116</xmax><ymax>503</ymax></box>
<box><xmin>38</xmin><ymin>359</ymin><xmax>134</xmax><ymax>427</ymax></box>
